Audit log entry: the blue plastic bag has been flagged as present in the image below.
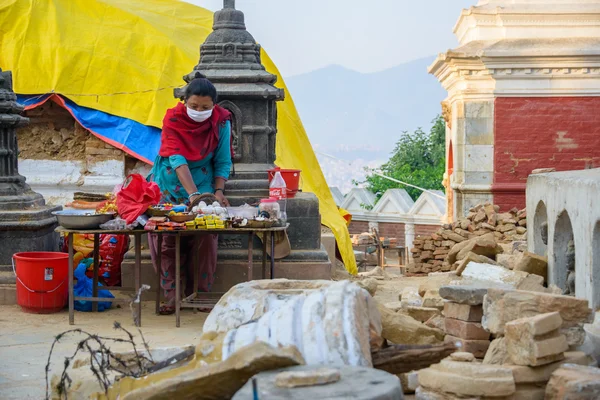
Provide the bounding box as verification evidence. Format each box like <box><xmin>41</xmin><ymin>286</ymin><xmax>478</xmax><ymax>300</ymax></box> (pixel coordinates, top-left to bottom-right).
<box><xmin>73</xmin><ymin>260</ymin><xmax>114</xmax><ymax>312</ymax></box>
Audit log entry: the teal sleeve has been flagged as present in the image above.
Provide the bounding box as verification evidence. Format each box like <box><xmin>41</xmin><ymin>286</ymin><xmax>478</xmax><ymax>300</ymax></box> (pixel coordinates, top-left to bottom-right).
<box><xmin>169</xmin><ymin>155</ymin><xmax>188</xmax><ymax>169</ymax></box>
<box><xmin>213</xmin><ymin>120</ymin><xmax>233</xmax><ymax>180</ymax></box>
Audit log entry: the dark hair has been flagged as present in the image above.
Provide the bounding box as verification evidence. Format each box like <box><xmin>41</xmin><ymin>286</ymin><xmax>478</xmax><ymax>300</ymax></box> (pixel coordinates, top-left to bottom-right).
<box><xmin>185</xmin><ymin>72</ymin><xmax>217</xmax><ymax>103</ymax></box>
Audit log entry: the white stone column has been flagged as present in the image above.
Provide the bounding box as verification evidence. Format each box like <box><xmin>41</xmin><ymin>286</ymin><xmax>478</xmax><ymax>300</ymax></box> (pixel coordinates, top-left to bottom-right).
<box><xmin>405</xmin><ymin>223</ymin><xmax>415</xmax><ymax>263</ymax></box>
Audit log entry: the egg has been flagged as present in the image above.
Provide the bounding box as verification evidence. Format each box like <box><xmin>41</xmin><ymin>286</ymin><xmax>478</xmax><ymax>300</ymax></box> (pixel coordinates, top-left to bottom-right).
<box><xmin>199</xmin><ymin>201</ymin><xmax>207</xmax><ymax>208</ymax></box>
<box><xmin>212</xmin><ymin>201</ymin><xmax>220</xmax><ymax>207</ymax></box>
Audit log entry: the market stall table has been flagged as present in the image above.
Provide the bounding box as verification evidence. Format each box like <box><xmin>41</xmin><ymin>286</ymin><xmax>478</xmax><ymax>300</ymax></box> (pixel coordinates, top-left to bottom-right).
<box><xmin>57</xmin><ymin>224</ymin><xmax>288</xmax><ymax>328</ymax></box>
<box><xmin>56</xmin><ymin>227</ymin><xmax>145</xmax><ymax>326</ymax></box>
<box><xmin>153</xmin><ymin>225</ymin><xmax>289</xmax><ymax>327</ymax></box>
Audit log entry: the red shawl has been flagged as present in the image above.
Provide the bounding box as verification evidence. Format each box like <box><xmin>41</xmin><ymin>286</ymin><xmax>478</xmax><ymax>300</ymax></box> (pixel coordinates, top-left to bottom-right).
<box><xmin>159</xmin><ymin>103</ymin><xmax>231</xmax><ymax>162</ymax></box>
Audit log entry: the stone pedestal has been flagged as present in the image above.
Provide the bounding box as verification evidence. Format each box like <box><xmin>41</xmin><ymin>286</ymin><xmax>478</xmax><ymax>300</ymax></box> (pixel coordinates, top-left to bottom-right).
<box><xmin>0</xmin><ymin>69</ymin><xmax>61</xmax><ymax>277</ymax></box>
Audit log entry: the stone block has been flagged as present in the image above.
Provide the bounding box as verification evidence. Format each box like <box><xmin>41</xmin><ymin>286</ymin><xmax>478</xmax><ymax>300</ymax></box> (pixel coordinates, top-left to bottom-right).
<box><xmin>422</xmin><ymin>289</ymin><xmax>444</xmax><ymax>309</ymax></box>
<box><xmin>505</xmin><ymin>313</ymin><xmax>568</xmax><ymax>366</ymax></box>
<box><xmin>440</xmin><ymin>285</ymin><xmax>488</xmax><ymax>306</ymax></box>
<box><xmin>514</xmin><ymin>252</ymin><xmax>548</xmax><ymax>283</ymax></box>
<box><xmin>383</xmin><ymin>301</ymin><xmax>402</xmax><ymax>312</ymax></box>
<box><xmin>106</xmin><ymin>342</ymin><xmax>306</xmax><ymax>400</ymax></box>
<box><xmin>482</xmin><ymin>289</ymin><xmax>594</xmax><ymax>337</ymax></box>
<box><xmin>455</xmin><ymin>252</ymin><xmax>498</xmax><ymax>275</ymax></box>
<box><xmin>462</xmin><ymin>263</ymin><xmax>538</xmax><ymax>288</ymax></box>
<box><xmin>444</xmin><ymin>335</ymin><xmax>491</xmax><ymax>358</ymax></box>
<box><xmin>445</xmin><ymin>318</ymin><xmax>490</xmax><ymax>340</ymax></box>
<box><xmin>424</xmin><ymin>314</ymin><xmax>445</xmax><ymax>331</ymax></box>
<box><xmin>400</xmin><ymin>286</ymin><xmax>422</xmax><ymax>307</ymax></box>
<box><xmin>496</xmin><ymin>253</ymin><xmax>522</xmax><ymax>271</ymax></box>
<box><xmin>506</xmin><ymin>384</ymin><xmax>546</xmax><ymax>400</ymax></box>
<box><xmin>545</xmin><ymin>364</ymin><xmax>600</xmax><ymax>400</ymax></box>
<box><xmin>483</xmin><ymin>337</ymin><xmax>509</xmax><ymax>365</ymax></box>
<box><xmin>443</xmin><ymin>302</ymin><xmax>483</xmax><ymax>322</ymax></box>
<box><xmin>418</xmin><ymin>357</ymin><xmax>515</xmax><ymax>398</ymax></box>
<box><xmin>405</xmin><ymin>306</ymin><xmax>441</xmax><ymax>323</ymax></box>
<box><xmin>508</xmin><ymin>351</ymin><xmax>594</xmax><ymax>384</ymax></box>
<box><xmin>379</xmin><ymin>302</ymin><xmax>445</xmax><ymax>345</ymax></box>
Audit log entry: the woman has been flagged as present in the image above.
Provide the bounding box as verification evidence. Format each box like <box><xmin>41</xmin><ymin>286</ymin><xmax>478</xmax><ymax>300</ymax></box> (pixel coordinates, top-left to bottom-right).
<box><xmin>148</xmin><ymin>74</ymin><xmax>232</xmax><ymax>314</ymax></box>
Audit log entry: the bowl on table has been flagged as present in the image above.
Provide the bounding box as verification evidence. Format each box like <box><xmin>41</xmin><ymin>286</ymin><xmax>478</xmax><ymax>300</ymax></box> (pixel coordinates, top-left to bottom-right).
<box><xmin>53</xmin><ymin>209</ymin><xmax>115</xmax><ymax>230</ymax></box>
<box><xmin>168</xmin><ymin>214</ymin><xmax>196</xmax><ymax>223</ymax></box>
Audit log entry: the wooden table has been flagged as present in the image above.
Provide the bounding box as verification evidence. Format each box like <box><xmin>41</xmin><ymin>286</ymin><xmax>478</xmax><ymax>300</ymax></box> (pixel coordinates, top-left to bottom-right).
<box><xmin>57</xmin><ymin>225</ymin><xmax>288</xmax><ymax>328</ymax></box>
<box><xmin>153</xmin><ymin>225</ymin><xmax>288</xmax><ymax>327</ymax></box>
<box><xmin>57</xmin><ymin>227</ymin><xmax>145</xmax><ymax>327</ymax></box>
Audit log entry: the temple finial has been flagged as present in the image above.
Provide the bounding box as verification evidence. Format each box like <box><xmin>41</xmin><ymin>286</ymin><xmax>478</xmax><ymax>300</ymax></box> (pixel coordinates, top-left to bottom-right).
<box><xmin>224</xmin><ymin>0</ymin><xmax>235</xmax><ymax>9</ymax></box>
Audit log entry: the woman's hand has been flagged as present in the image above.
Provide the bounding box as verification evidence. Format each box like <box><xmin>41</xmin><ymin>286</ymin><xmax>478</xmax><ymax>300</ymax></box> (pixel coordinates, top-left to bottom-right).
<box><xmin>215</xmin><ymin>191</ymin><xmax>230</xmax><ymax>207</ymax></box>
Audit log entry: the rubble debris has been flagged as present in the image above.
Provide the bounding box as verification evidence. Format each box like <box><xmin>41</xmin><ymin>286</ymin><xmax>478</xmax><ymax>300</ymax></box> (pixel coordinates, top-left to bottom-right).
<box><xmin>455</xmin><ymin>251</ymin><xmax>498</xmax><ymax>275</ymax></box>
<box><xmin>504</xmin><ymin>312</ymin><xmax>568</xmax><ymax>366</ymax></box>
<box><xmin>513</xmin><ymin>251</ymin><xmax>548</xmax><ymax>282</ymax></box>
<box><xmin>439</xmin><ymin>285</ymin><xmax>488</xmax><ymax>306</ymax></box>
<box><xmin>399</xmin><ymin>286</ymin><xmax>423</xmax><ymax>308</ymax></box>
<box><xmin>444</xmin><ymin>318</ymin><xmax>490</xmax><ymax>341</ymax></box>
<box><xmin>482</xmin><ymin>337</ymin><xmax>509</xmax><ymax>365</ymax></box>
<box><xmin>405</xmin><ymin>306</ymin><xmax>442</xmax><ymax>323</ymax></box>
<box><xmin>424</xmin><ymin>314</ymin><xmax>445</xmax><ymax>331</ymax></box>
<box><xmin>104</xmin><ymin>342</ymin><xmax>306</xmax><ymax>400</ymax></box>
<box><xmin>233</xmin><ymin>365</ymin><xmax>404</xmax><ymax>400</ymax></box>
<box><xmin>443</xmin><ymin>335</ymin><xmax>490</xmax><ymax>358</ymax></box>
<box><xmin>421</xmin><ymin>289</ymin><xmax>444</xmax><ymax>309</ymax></box>
<box><xmin>508</xmin><ymin>351</ymin><xmax>595</xmax><ymax>385</ymax></box>
<box><xmin>356</xmin><ymin>278</ymin><xmax>378</xmax><ymax>297</ymax></box>
<box><xmin>378</xmin><ymin>303</ymin><xmax>445</xmax><ymax>345</ymax></box>
<box><xmin>371</xmin><ymin>342</ymin><xmax>456</xmax><ymax>376</ymax></box>
<box><xmin>417</xmin><ymin>355</ymin><xmax>516</xmax><ymax>398</ymax></box>
<box><xmin>358</xmin><ymin>266</ymin><xmax>390</xmax><ymax>280</ymax></box>
<box><xmin>482</xmin><ymin>288</ymin><xmax>594</xmax><ymax>338</ymax></box>
<box><xmin>545</xmin><ymin>364</ymin><xmax>600</xmax><ymax>400</ymax></box>
<box><xmin>443</xmin><ymin>302</ymin><xmax>483</xmax><ymax>322</ymax></box>
<box><xmin>461</xmin><ymin>262</ymin><xmax>543</xmax><ymax>288</ymax></box>
<box><xmin>408</xmin><ymin>203</ymin><xmax>527</xmax><ymax>275</ymax></box>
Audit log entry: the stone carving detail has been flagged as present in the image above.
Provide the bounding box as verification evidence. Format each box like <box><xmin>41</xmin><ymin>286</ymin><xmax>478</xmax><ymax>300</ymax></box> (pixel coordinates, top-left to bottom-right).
<box><xmin>218</xmin><ymin>100</ymin><xmax>242</xmax><ymax>161</ymax></box>
<box><xmin>441</xmin><ymin>101</ymin><xmax>452</xmax><ymax>129</ymax></box>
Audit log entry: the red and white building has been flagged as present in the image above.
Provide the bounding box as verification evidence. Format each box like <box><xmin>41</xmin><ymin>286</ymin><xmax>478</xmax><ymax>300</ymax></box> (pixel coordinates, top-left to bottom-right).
<box><xmin>430</xmin><ymin>0</ymin><xmax>600</xmax><ymax>221</ymax></box>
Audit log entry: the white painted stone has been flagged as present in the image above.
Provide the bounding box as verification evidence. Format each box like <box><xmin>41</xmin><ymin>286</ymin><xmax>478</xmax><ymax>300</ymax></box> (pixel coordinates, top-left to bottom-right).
<box><xmin>526</xmin><ymin>168</ymin><xmax>600</xmax><ymax>309</ymax></box>
<box><xmin>461</xmin><ymin>262</ymin><xmax>539</xmax><ymax>288</ymax></box>
<box><xmin>203</xmin><ymin>279</ymin><xmax>334</xmax><ymax>334</ymax></box>
<box><xmin>219</xmin><ymin>281</ymin><xmax>381</xmax><ymax>367</ymax></box>
<box><xmin>19</xmin><ymin>159</ymin><xmax>125</xmax><ymax>205</ymax></box>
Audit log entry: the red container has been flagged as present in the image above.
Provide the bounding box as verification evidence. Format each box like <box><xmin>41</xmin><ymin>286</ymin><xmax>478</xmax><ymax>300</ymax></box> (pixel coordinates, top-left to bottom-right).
<box><xmin>267</xmin><ymin>167</ymin><xmax>302</xmax><ymax>198</ymax></box>
<box><xmin>13</xmin><ymin>252</ymin><xmax>69</xmax><ymax>314</ymax></box>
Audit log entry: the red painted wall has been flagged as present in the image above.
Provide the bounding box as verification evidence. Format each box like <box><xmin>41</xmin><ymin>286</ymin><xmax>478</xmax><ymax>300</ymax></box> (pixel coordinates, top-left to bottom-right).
<box><xmin>493</xmin><ymin>97</ymin><xmax>600</xmax><ymax>210</ymax></box>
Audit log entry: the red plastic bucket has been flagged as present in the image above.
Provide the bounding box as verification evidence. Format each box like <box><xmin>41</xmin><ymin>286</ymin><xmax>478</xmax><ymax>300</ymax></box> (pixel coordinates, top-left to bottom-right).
<box><xmin>267</xmin><ymin>167</ymin><xmax>302</xmax><ymax>198</ymax></box>
<box><xmin>12</xmin><ymin>252</ymin><xmax>69</xmax><ymax>314</ymax></box>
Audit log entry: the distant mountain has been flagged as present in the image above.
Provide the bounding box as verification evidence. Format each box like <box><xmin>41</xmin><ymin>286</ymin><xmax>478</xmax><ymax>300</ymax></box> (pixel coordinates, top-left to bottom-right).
<box><xmin>284</xmin><ymin>57</ymin><xmax>447</xmax><ymax>192</ymax></box>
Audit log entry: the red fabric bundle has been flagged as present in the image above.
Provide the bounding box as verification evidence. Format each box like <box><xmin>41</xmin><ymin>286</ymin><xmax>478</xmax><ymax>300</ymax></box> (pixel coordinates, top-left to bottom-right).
<box><xmin>116</xmin><ymin>174</ymin><xmax>162</xmax><ymax>224</ymax></box>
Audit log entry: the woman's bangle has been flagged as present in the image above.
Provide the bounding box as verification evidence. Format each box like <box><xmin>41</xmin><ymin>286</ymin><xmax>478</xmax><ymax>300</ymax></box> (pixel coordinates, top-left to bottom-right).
<box><xmin>214</xmin><ymin>188</ymin><xmax>224</xmax><ymax>194</ymax></box>
<box><xmin>188</xmin><ymin>191</ymin><xmax>201</xmax><ymax>200</ymax></box>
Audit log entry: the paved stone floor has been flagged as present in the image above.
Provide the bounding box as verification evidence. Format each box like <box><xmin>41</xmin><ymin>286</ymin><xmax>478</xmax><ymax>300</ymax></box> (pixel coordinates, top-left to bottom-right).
<box><xmin>0</xmin><ymin>302</ymin><xmax>207</xmax><ymax>399</ymax></box>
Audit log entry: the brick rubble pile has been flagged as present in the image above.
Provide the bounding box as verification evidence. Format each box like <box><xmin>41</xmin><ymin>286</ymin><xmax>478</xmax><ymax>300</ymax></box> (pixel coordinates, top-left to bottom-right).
<box><xmin>408</xmin><ymin>203</ymin><xmax>527</xmax><ymax>275</ymax></box>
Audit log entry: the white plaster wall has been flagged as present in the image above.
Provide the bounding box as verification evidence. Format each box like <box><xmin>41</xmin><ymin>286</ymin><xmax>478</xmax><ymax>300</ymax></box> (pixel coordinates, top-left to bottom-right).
<box><xmin>526</xmin><ymin>168</ymin><xmax>600</xmax><ymax>309</ymax></box>
<box><xmin>19</xmin><ymin>159</ymin><xmax>125</xmax><ymax>206</ymax></box>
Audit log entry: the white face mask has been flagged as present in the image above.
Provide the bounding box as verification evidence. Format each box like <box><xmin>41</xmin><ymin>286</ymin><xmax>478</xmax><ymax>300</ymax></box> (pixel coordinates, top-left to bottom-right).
<box><xmin>186</xmin><ymin>106</ymin><xmax>213</xmax><ymax>122</ymax></box>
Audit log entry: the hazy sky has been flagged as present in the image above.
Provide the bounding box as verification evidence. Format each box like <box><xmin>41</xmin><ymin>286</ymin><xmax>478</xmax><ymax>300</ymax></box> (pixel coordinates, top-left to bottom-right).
<box><xmin>184</xmin><ymin>0</ymin><xmax>476</xmax><ymax>77</ymax></box>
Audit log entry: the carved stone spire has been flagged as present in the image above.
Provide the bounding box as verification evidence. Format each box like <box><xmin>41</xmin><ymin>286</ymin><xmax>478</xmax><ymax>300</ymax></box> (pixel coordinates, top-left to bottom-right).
<box><xmin>0</xmin><ymin>69</ymin><xmax>36</xmax><ymax>206</ymax></box>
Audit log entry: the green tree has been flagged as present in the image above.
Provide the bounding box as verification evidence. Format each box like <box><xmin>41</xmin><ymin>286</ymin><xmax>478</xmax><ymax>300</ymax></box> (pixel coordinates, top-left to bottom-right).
<box><xmin>363</xmin><ymin>115</ymin><xmax>446</xmax><ymax>201</ymax></box>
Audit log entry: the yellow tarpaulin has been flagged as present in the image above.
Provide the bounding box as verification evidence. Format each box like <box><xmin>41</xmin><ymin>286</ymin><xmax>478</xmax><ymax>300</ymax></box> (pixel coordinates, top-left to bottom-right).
<box><xmin>0</xmin><ymin>0</ymin><xmax>357</xmax><ymax>274</ymax></box>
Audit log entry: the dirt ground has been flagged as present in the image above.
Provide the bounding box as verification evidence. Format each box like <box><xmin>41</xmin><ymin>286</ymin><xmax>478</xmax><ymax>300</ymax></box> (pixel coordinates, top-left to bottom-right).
<box><xmin>0</xmin><ymin>271</ymin><xmax>433</xmax><ymax>399</ymax></box>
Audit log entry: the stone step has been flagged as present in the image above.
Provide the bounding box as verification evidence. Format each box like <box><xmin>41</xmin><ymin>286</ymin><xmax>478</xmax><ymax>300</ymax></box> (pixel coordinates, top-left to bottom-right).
<box><xmin>226</xmin><ymin>179</ymin><xmax>269</xmax><ymax>191</ymax></box>
<box><xmin>0</xmin><ymin>284</ymin><xmax>16</xmax><ymax>305</ymax></box>
<box><xmin>0</xmin><ymin>271</ymin><xmax>16</xmax><ymax>285</ymax></box>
